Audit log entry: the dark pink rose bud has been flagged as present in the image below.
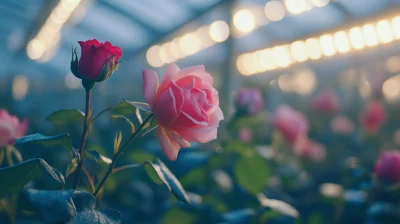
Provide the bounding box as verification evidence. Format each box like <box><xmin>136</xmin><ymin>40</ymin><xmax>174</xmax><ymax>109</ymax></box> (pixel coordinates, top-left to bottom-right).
<box><xmin>374</xmin><ymin>151</ymin><xmax>400</xmax><ymax>183</ymax></box>
<box><xmin>71</xmin><ymin>39</ymin><xmax>122</xmax><ymax>89</ymax></box>
<box><xmin>0</xmin><ymin>109</ymin><xmax>28</xmax><ymax>147</ymax></box>
<box><xmin>360</xmin><ymin>100</ymin><xmax>386</xmax><ymax>134</ymax></box>
<box><xmin>293</xmin><ymin>138</ymin><xmax>326</xmax><ymax>162</ymax></box>
<box><xmin>235</xmin><ymin>88</ymin><xmax>264</xmax><ymax>115</ymax></box>
<box><xmin>311</xmin><ymin>88</ymin><xmax>340</xmax><ymax>114</ymax></box>
<box><xmin>272</xmin><ymin>105</ymin><xmax>308</xmax><ymax>145</ymax></box>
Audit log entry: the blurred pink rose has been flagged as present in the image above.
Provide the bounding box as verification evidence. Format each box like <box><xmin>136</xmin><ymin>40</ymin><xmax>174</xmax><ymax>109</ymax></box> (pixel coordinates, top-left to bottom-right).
<box><xmin>272</xmin><ymin>105</ymin><xmax>308</xmax><ymax>145</ymax></box>
<box><xmin>293</xmin><ymin>138</ymin><xmax>326</xmax><ymax>162</ymax></box>
<box><xmin>311</xmin><ymin>89</ymin><xmax>340</xmax><ymax>113</ymax></box>
<box><xmin>374</xmin><ymin>151</ymin><xmax>400</xmax><ymax>183</ymax></box>
<box><xmin>360</xmin><ymin>100</ymin><xmax>386</xmax><ymax>134</ymax></box>
<box><xmin>234</xmin><ymin>88</ymin><xmax>264</xmax><ymax>115</ymax></box>
<box><xmin>238</xmin><ymin>127</ymin><xmax>252</xmax><ymax>143</ymax></box>
<box><xmin>0</xmin><ymin>110</ymin><xmax>28</xmax><ymax>148</ymax></box>
<box><xmin>142</xmin><ymin>63</ymin><xmax>224</xmax><ymax>161</ymax></box>
<box><xmin>330</xmin><ymin>115</ymin><xmax>354</xmax><ymax>135</ymax></box>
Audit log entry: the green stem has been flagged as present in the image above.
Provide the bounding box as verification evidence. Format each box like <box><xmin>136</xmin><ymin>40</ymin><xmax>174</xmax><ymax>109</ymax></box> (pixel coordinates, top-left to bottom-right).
<box><xmin>89</xmin><ymin>107</ymin><xmax>112</xmax><ymax>126</ymax></box>
<box><xmin>112</xmin><ymin>164</ymin><xmax>142</xmax><ymax>173</ymax></box>
<box><xmin>72</xmin><ymin>89</ymin><xmax>92</xmax><ymax>189</ymax></box>
<box><xmin>93</xmin><ymin>114</ymin><xmax>153</xmax><ymax>196</ymax></box>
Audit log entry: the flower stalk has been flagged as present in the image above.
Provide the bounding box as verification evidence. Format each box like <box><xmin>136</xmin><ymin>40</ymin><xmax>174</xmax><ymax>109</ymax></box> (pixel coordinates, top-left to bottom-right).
<box><xmin>93</xmin><ymin>114</ymin><xmax>153</xmax><ymax>196</ymax></box>
<box><xmin>72</xmin><ymin>89</ymin><xmax>92</xmax><ymax>189</ymax></box>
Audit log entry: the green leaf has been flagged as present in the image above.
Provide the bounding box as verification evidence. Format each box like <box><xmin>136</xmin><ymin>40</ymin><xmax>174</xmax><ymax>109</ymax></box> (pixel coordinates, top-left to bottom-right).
<box><xmin>136</xmin><ymin>108</ymin><xmax>143</xmax><ymax>124</ymax></box>
<box><xmin>257</xmin><ymin>193</ymin><xmax>299</xmax><ymax>218</ymax></box>
<box><xmin>130</xmin><ymin>150</ymin><xmax>155</xmax><ymax>163</ymax></box>
<box><xmin>234</xmin><ymin>153</ymin><xmax>270</xmax><ymax>195</ymax></box>
<box><xmin>141</xmin><ymin>117</ymin><xmax>158</xmax><ymax>137</ymax></box>
<box><xmin>144</xmin><ymin>159</ymin><xmax>190</xmax><ymax>204</ymax></box>
<box><xmin>86</xmin><ymin>151</ymin><xmax>112</xmax><ymax>164</ymax></box>
<box><xmin>113</xmin><ymin>132</ymin><xmax>123</xmax><ymax>155</ymax></box>
<box><xmin>0</xmin><ymin>159</ymin><xmax>65</xmax><ymax>198</ymax></box>
<box><xmin>66</xmin><ymin>159</ymin><xmax>78</xmax><ymax>178</ymax></box>
<box><xmin>162</xmin><ymin>208</ymin><xmax>197</xmax><ymax>224</ymax></box>
<box><xmin>22</xmin><ymin>189</ymin><xmax>121</xmax><ymax>224</ymax></box>
<box><xmin>111</xmin><ymin>115</ymin><xmax>135</xmax><ymax>133</ymax></box>
<box><xmin>15</xmin><ymin>133</ymin><xmax>76</xmax><ymax>157</ymax></box>
<box><xmin>46</xmin><ymin>109</ymin><xmax>85</xmax><ymax>126</ymax></box>
<box><xmin>123</xmin><ymin>100</ymin><xmax>152</xmax><ymax>112</ymax></box>
<box><xmin>112</xmin><ymin>101</ymin><xmax>136</xmax><ymax>115</ymax></box>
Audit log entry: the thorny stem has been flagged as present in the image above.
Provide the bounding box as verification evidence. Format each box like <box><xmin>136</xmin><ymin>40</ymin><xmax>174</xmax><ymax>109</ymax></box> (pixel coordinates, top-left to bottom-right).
<box><xmin>72</xmin><ymin>89</ymin><xmax>92</xmax><ymax>189</ymax></box>
<box><xmin>93</xmin><ymin>114</ymin><xmax>153</xmax><ymax>196</ymax></box>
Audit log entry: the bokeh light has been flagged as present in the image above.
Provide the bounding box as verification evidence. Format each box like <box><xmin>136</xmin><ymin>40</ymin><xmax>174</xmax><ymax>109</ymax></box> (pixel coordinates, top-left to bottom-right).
<box><xmin>233</xmin><ymin>9</ymin><xmax>256</xmax><ymax>33</ymax></box>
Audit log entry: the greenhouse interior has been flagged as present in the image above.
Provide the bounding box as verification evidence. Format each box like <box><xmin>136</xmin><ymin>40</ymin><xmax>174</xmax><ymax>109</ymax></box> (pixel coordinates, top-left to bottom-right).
<box><xmin>2</xmin><ymin>0</ymin><xmax>400</xmax><ymax>223</ymax></box>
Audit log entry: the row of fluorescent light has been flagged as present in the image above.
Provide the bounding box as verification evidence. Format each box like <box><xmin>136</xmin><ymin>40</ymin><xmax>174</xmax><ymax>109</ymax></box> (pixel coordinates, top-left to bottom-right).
<box><xmin>27</xmin><ymin>0</ymin><xmax>81</xmax><ymax>61</ymax></box>
<box><xmin>237</xmin><ymin>16</ymin><xmax>400</xmax><ymax>76</ymax></box>
<box><xmin>146</xmin><ymin>0</ymin><xmax>332</xmax><ymax>67</ymax></box>
<box><xmin>146</xmin><ymin>20</ymin><xmax>230</xmax><ymax>67</ymax></box>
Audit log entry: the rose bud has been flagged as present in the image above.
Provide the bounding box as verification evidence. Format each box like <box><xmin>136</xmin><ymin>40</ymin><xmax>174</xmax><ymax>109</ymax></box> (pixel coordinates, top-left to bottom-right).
<box><xmin>293</xmin><ymin>138</ymin><xmax>326</xmax><ymax>162</ymax></box>
<box><xmin>374</xmin><ymin>151</ymin><xmax>400</xmax><ymax>184</ymax></box>
<box><xmin>0</xmin><ymin>109</ymin><xmax>28</xmax><ymax>148</ymax></box>
<box><xmin>142</xmin><ymin>63</ymin><xmax>224</xmax><ymax>161</ymax></box>
<box><xmin>272</xmin><ymin>105</ymin><xmax>308</xmax><ymax>145</ymax></box>
<box><xmin>311</xmin><ymin>88</ymin><xmax>340</xmax><ymax>114</ymax></box>
<box><xmin>330</xmin><ymin>115</ymin><xmax>355</xmax><ymax>135</ymax></box>
<box><xmin>238</xmin><ymin>127</ymin><xmax>253</xmax><ymax>143</ymax></box>
<box><xmin>234</xmin><ymin>88</ymin><xmax>264</xmax><ymax>116</ymax></box>
<box><xmin>71</xmin><ymin>39</ymin><xmax>122</xmax><ymax>89</ymax></box>
<box><xmin>359</xmin><ymin>100</ymin><xmax>386</xmax><ymax>134</ymax></box>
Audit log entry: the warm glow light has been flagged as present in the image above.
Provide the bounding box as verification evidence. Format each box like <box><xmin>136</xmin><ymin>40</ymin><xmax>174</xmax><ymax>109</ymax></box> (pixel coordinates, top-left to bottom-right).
<box><xmin>320</xmin><ymin>183</ymin><xmax>343</xmax><ymax>198</ymax></box>
<box><xmin>349</xmin><ymin>27</ymin><xmax>365</xmax><ymax>49</ymax></box>
<box><xmin>233</xmin><ymin>9</ymin><xmax>256</xmax><ymax>33</ymax></box>
<box><xmin>259</xmin><ymin>49</ymin><xmax>277</xmax><ymax>70</ymax></box>
<box><xmin>290</xmin><ymin>41</ymin><xmax>308</xmax><ymax>62</ymax></box>
<box><xmin>311</xmin><ymin>0</ymin><xmax>330</xmax><ymax>7</ymax></box>
<box><xmin>363</xmin><ymin>24</ymin><xmax>378</xmax><ymax>47</ymax></box>
<box><xmin>334</xmin><ymin>31</ymin><xmax>351</xmax><ymax>53</ymax></box>
<box><xmin>146</xmin><ymin>45</ymin><xmax>163</xmax><ymax>67</ymax></box>
<box><xmin>243</xmin><ymin>53</ymin><xmax>257</xmax><ymax>76</ymax></box>
<box><xmin>392</xmin><ymin>16</ymin><xmax>400</xmax><ymax>39</ymax></box>
<box><xmin>319</xmin><ymin>34</ymin><xmax>336</xmax><ymax>56</ymax></box>
<box><xmin>383</xmin><ymin>75</ymin><xmax>400</xmax><ymax>102</ymax></box>
<box><xmin>293</xmin><ymin>70</ymin><xmax>316</xmax><ymax>95</ymax></box>
<box><xmin>209</xmin><ymin>20</ymin><xmax>230</xmax><ymax>43</ymax></box>
<box><xmin>251</xmin><ymin>51</ymin><xmax>264</xmax><ymax>73</ymax></box>
<box><xmin>27</xmin><ymin>0</ymin><xmax>81</xmax><ymax>61</ymax></box>
<box><xmin>27</xmin><ymin>39</ymin><xmax>45</xmax><ymax>60</ymax></box>
<box><xmin>12</xmin><ymin>76</ymin><xmax>29</xmax><ymax>100</ymax></box>
<box><xmin>376</xmin><ymin>20</ymin><xmax>394</xmax><ymax>43</ymax></box>
<box><xmin>386</xmin><ymin>56</ymin><xmax>400</xmax><ymax>73</ymax></box>
<box><xmin>305</xmin><ymin>38</ymin><xmax>322</xmax><ymax>60</ymax></box>
<box><xmin>179</xmin><ymin>33</ymin><xmax>201</xmax><ymax>55</ymax></box>
<box><xmin>265</xmin><ymin>1</ymin><xmax>285</xmax><ymax>22</ymax></box>
<box><xmin>285</xmin><ymin>0</ymin><xmax>307</xmax><ymax>15</ymax></box>
<box><xmin>169</xmin><ymin>38</ymin><xmax>184</xmax><ymax>59</ymax></box>
<box><xmin>159</xmin><ymin>42</ymin><xmax>177</xmax><ymax>63</ymax></box>
<box><xmin>272</xmin><ymin>45</ymin><xmax>291</xmax><ymax>67</ymax></box>
<box><xmin>278</xmin><ymin>74</ymin><xmax>293</xmax><ymax>92</ymax></box>
<box><xmin>236</xmin><ymin>54</ymin><xmax>250</xmax><ymax>75</ymax></box>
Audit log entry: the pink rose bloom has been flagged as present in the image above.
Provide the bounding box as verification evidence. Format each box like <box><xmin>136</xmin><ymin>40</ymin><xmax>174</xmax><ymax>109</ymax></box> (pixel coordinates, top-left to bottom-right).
<box><xmin>238</xmin><ymin>127</ymin><xmax>252</xmax><ymax>143</ymax></box>
<box><xmin>359</xmin><ymin>100</ymin><xmax>386</xmax><ymax>134</ymax></box>
<box><xmin>0</xmin><ymin>110</ymin><xmax>28</xmax><ymax>148</ymax></box>
<box><xmin>374</xmin><ymin>151</ymin><xmax>400</xmax><ymax>183</ymax></box>
<box><xmin>142</xmin><ymin>63</ymin><xmax>224</xmax><ymax>161</ymax></box>
<box><xmin>234</xmin><ymin>88</ymin><xmax>264</xmax><ymax>115</ymax></box>
<box><xmin>330</xmin><ymin>115</ymin><xmax>354</xmax><ymax>135</ymax></box>
<box><xmin>272</xmin><ymin>105</ymin><xmax>308</xmax><ymax>145</ymax></box>
<box><xmin>293</xmin><ymin>138</ymin><xmax>326</xmax><ymax>162</ymax></box>
<box><xmin>311</xmin><ymin>89</ymin><xmax>340</xmax><ymax>113</ymax></box>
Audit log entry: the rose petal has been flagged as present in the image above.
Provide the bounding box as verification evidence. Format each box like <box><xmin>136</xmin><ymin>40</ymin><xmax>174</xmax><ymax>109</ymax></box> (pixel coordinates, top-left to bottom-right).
<box><xmin>142</xmin><ymin>69</ymin><xmax>159</xmax><ymax>108</ymax></box>
<box><xmin>158</xmin><ymin>63</ymin><xmax>181</xmax><ymax>94</ymax></box>
<box><xmin>17</xmin><ymin>119</ymin><xmax>28</xmax><ymax>138</ymax></box>
<box><xmin>153</xmin><ymin>81</ymin><xmax>184</xmax><ymax>127</ymax></box>
<box><xmin>157</xmin><ymin>126</ymin><xmax>182</xmax><ymax>161</ymax></box>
